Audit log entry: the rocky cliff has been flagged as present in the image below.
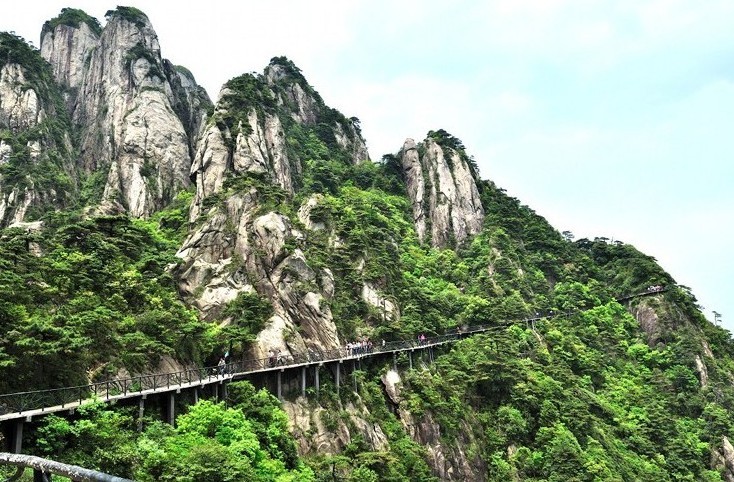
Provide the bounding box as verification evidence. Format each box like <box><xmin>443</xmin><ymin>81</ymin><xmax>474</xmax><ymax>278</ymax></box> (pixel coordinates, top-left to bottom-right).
<box><xmin>0</xmin><ymin>32</ymin><xmax>76</xmax><ymax>226</ymax></box>
<box><xmin>3</xmin><ymin>8</ymin><xmax>734</xmax><ymax>481</ymax></box>
<box><xmin>40</xmin><ymin>7</ymin><xmax>210</xmax><ymax>217</ymax></box>
<box><xmin>178</xmin><ymin>57</ymin><xmax>369</xmax><ymax>361</ymax></box>
<box><xmin>188</xmin><ymin>56</ymin><xmax>368</xmax><ymax>221</ymax></box>
<box><xmin>400</xmin><ymin>131</ymin><xmax>484</xmax><ymax>248</ymax></box>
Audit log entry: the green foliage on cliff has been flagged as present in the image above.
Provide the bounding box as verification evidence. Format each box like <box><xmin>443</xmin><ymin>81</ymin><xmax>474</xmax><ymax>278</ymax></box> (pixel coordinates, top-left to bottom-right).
<box><xmin>124</xmin><ymin>42</ymin><xmax>164</xmax><ymax>80</ymax></box>
<box><xmin>105</xmin><ymin>6</ymin><xmax>149</xmax><ymax>29</ymax></box>
<box><xmin>30</xmin><ymin>381</ymin><xmax>314</xmax><ymax>481</ymax></box>
<box><xmin>42</xmin><ymin>8</ymin><xmax>102</xmax><ymax>37</ymax></box>
<box><xmin>0</xmin><ymin>210</ymin><xmax>211</xmax><ymax>392</ymax></box>
<box><xmin>0</xmin><ymin>32</ymin><xmax>77</xmax><ymax>221</ymax></box>
<box><xmin>219</xmin><ymin>292</ymin><xmax>274</xmax><ymax>352</ymax></box>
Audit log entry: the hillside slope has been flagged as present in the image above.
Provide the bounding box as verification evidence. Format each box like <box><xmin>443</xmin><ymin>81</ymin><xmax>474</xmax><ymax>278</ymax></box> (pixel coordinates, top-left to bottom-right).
<box><xmin>1</xmin><ymin>7</ymin><xmax>734</xmax><ymax>481</ymax></box>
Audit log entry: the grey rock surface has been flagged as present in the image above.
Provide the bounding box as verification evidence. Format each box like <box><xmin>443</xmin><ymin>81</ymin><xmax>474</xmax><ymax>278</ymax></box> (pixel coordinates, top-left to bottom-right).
<box><xmin>400</xmin><ymin>137</ymin><xmax>484</xmax><ymax>248</ymax></box>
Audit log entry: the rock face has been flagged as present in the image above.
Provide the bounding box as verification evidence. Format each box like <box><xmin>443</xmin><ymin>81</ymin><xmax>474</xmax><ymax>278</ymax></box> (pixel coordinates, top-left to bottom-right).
<box><xmin>264</xmin><ymin>59</ymin><xmax>369</xmax><ymax>164</ymax></box>
<box><xmin>694</xmin><ymin>354</ymin><xmax>709</xmax><ymax>387</ymax></box>
<box><xmin>283</xmin><ymin>397</ymin><xmax>388</xmax><ymax>456</ymax></box>
<box><xmin>0</xmin><ymin>33</ymin><xmax>76</xmax><ymax>226</ymax></box>
<box><xmin>383</xmin><ymin>369</ymin><xmax>486</xmax><ymax>481</ymax></box>
<box><xmin>362</xmin><ymin>283</ymin><xmax>398</xmax><ymax>321</ymax></box>
<box><xmin>40</xmin><ymin>7</ymin><xmax>211</xmax><ymax>217</ymax></box>
<box><xmin>178</xmin><ymin>57</ymin><xmax>369</xmax><ymax>359</ymax></box>
<box><xmin>176</xmin><ymin>188</ymin><xmax>341</xmax><ymax>359</ymax></box>
<box><xmin>400</xmin><ymin>136</ymin><xmax>484</xmax><ymax>248</ymax></box>
<box><xmin>189</xmin><ymin>57</ymin><xmax>368</xmax><ymax>221</ymax></box>
<box><xmin>189</xmin><ymin>95</ymin><xmax>294</xmax><ymax>221</ymax></box>
<box><xmin>713</xmin><ymin>436</ymin><xmax>734</xmax><ymax>482</ymax></box>
<box><xmin>39</xmin><ymin>14</ymin><xmax>99</xmax><ymax>111</ymax></box>
<box><xmin>178</xmin><ymin>181</ymin><xmax>342</xmax><ymax>355</ymax></box>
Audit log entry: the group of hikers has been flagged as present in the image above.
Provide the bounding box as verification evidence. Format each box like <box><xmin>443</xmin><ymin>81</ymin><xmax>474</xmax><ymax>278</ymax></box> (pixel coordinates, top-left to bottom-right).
<box><xmin>344</xmin><ymin>338</ymin><xmax>376</xmax><ymax>356</ymax></box>
<box><xmin>267</xmin><ymin>349</ymin><xmax>284</xmax><ymax>368</ymax></box>
<box><xmin>215</xmin><ymin>332</ymin><xmax>441</xmax><ymax>374</ymax></box>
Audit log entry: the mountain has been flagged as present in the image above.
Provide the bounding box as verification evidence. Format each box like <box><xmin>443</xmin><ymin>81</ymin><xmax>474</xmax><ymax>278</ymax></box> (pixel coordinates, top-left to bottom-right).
<box><xmin>1</xmin><ymin>7</ymin><xmax>734</xmax><ymax>481</ymax></box>
<box><xmin>40</xmin><ymin>7</ymin><xmax>210</xmax><ymax>217</ymax></box>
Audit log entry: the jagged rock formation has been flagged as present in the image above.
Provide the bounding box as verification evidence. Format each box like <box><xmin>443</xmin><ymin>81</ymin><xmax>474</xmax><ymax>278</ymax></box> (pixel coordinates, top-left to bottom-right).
<box><xmin>39</xmin><ymin>8</ymin><xmax>100</xmax><ymax>111</ymax></box>
<box><xmin>714</xmin><ymin>436</ymin><xmax>734</xmax><ymax>482</ymax></box>
<box><xmin>178</xmin><ymin>57</ymin><xmax>369</xmax><ymax>359</ymax></box>
<box><xmin>188</xmin><ymin>56</ymin><xmax>368</xmax><ymax>221</ymax></box>
<box><xmin>283</xmin><ymin>397</ymin><xmax>389</xmax><ymax>455</ymax></box>
<box><xmin>40</xmin><ymin>7</ymin><xmax>211</xmax><ymax>217</ymax></box>
<box><xmin>177</xmin><ymin>185</ymin><xmax>340</xmax><ymax>358</ymax></box>
<box><xmin>0</xmin><ymin>32</ymin><xmax>76</xmax><ymax>226</ymax></box>
<box><xmin>400</xmin><ymin>132</ymin><xmax>484</xmax><ymax>248</ymax></box>
<box><xmin>383</xmin><ymin>369</ymin><xmax>486</xmax><ymax>481</ymax></box>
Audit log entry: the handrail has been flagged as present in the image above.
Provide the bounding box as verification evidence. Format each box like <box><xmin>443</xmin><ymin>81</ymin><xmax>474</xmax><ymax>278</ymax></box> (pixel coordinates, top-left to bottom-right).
<box><xmin>0</xmin><ymin>328</ymin><xmax>491</xmax><ymax>416</ymax></box>
<box><xmin>0</xmin><ymin>452</ymin><xmax>132</xmax><ymax>481</ymax></box>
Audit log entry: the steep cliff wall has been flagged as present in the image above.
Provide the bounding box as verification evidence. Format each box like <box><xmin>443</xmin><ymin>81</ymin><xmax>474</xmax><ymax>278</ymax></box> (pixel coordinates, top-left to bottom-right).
<box><xmin>39</xmin><ymin>8</ymin><xmax>100</xmax><ymax>112</ymax></box>
<box><xmin>188</xmin><ymin>57</ymin><xmax>368</xmax><ymax>221</ymax></box>
<box><xmin>0</xmin><ymin>32</ymin><xmax>76</xmax><ymax>226</ymax></box>
<box><xmin>178</xmin><ymin>57</ymin><xmax>368</xmax><ymax>361</ymax></box>
<box><xmin>400</xmin><ymin>132</ymin><xmax>484</xmax><ymax>248</ymax></box>
<box><xmin>40</xmin><ymin>7</ymin><xmax>210</xmax><ymax>217</ymax></box>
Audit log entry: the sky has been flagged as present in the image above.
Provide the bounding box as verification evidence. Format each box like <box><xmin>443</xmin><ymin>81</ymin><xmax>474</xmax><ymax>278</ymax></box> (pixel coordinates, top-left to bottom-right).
<box><xmin>5</xmin><ymin>1</ymin><xmax>733</xmax><ymax>332</ymax></box>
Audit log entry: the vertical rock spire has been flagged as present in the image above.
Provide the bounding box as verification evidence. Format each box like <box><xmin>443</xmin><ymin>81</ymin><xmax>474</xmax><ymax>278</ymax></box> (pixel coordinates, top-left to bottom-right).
<box><xmin>40</xmin><ymin>7</ymin><xmax>211</xmax><ymax>217</ymax></box>
<box><xmin>400</xmin><ymin>132</ymin><xmax>484</xmax><ymax>248</ymax></box>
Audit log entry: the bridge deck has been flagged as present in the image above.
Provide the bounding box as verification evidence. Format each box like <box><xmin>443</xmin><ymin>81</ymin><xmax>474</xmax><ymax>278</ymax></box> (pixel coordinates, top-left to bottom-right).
<box><xmin>0</xmin><ymin>337</ymin><xmax>463</xmax><ymax>422</ymax></box>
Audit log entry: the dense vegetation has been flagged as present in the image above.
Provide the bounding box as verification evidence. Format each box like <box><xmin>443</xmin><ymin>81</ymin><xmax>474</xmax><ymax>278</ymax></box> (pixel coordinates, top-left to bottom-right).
<box><xmin>6</xmin><ymin>381</ymin><xmax>312</xmax><ymax>481</ymax></box>
<box><xmin>0</xmin><ymin>196</ymin><xmax>215</xmax><ymax>393</ymax></box>
<box><xmin>105</xmin><ymin>6</ymin><xmax>149</xmax><ymax>29</ymax></box>
<box><xmin>2</xmin><ymin>21</ymin><xmax>734</xmax><ymax>481</ymax></box>
<box><xmin>41</xmin><ymin>7</ymin><xmax>103</xmax><ymax>36</ymax></box>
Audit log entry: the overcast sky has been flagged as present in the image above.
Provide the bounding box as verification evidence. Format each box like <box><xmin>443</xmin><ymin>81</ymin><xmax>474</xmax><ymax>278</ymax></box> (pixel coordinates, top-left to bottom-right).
<box><xmin>6</xmin><ymin>1</ymin><xmax>733</xmax><ymax>332</ymax></box>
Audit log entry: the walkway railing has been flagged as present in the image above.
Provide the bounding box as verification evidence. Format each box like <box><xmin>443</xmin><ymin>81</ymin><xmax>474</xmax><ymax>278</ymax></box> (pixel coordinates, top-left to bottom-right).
<box><xmin>0</xmin><ymin>286</ymin><xmax>668</xmax><ymax>418</ymax></box>
<box><xmin>0</xmin><ymin>328</ymin><xmax>488</xmax><ymax>417</ymax></box>
<box><xmin>0</xmin><ymin>452</ymin><xmax>132</xmax><ymax>481</ymax></box>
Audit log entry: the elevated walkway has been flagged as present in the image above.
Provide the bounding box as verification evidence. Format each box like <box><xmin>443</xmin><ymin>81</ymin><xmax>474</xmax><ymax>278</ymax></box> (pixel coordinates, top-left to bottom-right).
<box><xmin>0</xmin><ymin>286</ymin><xmax>667</xmax><ymax>424</ymax></box>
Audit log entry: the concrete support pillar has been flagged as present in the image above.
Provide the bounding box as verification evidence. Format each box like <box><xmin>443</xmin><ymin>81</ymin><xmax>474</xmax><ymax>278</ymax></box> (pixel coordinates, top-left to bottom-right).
<box><xmin>315</xmin><ymin>365</ymin><xmax>320</xmax><ymax>397</ymax></box>
<box><xmin>213</xmin><ymin>383</ymin><xmax>219</xmax><ymax>401</ymax></box>
<box><xmin>409</xmin><ymin>351</ymin><xmax>413</xmax><ymax>370</ymax></box>
<box><xmin>221</xmin><ymin>382</ymin><xmax>227</xmax><ymax>402</ymax></box>
<box><xmin>393</xmin><ymin>352</ymin><xmax>397</xmax><ymax>371</ymax></box>
<box><xmin>353</xmin><ymin>360</ymin><xmax>358</xmax><ymax>392</ymax></box>
<box><xmin>301</xmin><ymin>366</ymin><xmax>307</xmax><ymax>398</ymax></box>
<box><xmin>314</xmin><ymin>365</ymin><xmax>321</xmax><ymax>398</ymax></box>
<box><xmin>167</xmin><ymin>393</ymin><xmax>175</xmax><ymax>426</ymax></box>
<box><xmin>335</xmin><ymin>362</ymin><xmax>341</xmax><ymax>395</ymax></box>
<box><xmin>277</xmin><ymin>370</ymin><xmax>283</xmax><ymax>401</ymax></box>
<box><xmin>193</xmin><ymin>387</ymin><xmax>199</xmax><ymax>404</ymax></box>
<box><xmin>137</xmin><ymin>396</ymin><xmax>145</xmax><ymax>432</ymax></box>
<box><xmin>12</xmin><ymin>420</ymin><xmax>23</xmax><ymax>454</ymax></box>
<box><xmin>33</xmin><ymin>470</ymin><xmax>50</xmax><ymax>482</ymax></box>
